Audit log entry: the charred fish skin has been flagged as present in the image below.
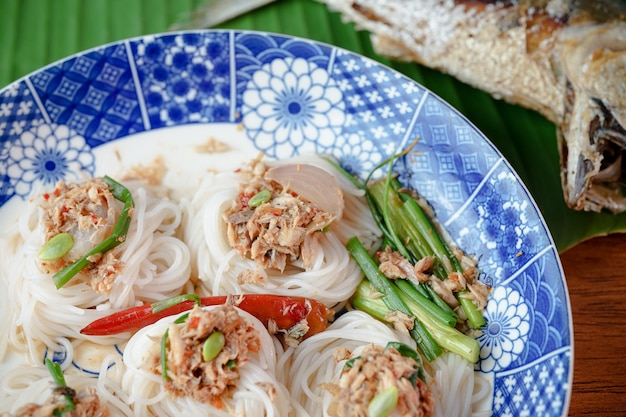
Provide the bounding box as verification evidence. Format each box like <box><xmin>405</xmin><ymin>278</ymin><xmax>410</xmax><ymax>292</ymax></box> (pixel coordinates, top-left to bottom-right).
<box><xmin>559</xmin><ymin>19</ymin><xmax>626</xmax><ymax>212</ymax></box>
<box><xmin>320</xmin><ymin>0</ymin><xmax>626</xmax><ymax>213</ymax></box>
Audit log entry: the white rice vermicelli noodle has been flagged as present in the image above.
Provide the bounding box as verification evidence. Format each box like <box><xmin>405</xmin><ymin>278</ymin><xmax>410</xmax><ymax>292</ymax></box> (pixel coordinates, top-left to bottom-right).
<box><xmin>183</xmin><ymin>155</ymin><xmax>381</xmax><ymax>308</ymax></box>
<box><xmin>0</xmin><ymin>362</ymin><xmax>132</xmax><ymax>416</ymax></box>
<box><xmin>1</xmin><ymin>179</ymin><xmax>191</xmax><ymax>363</ymax></box>
<box><xmin>117</xmin><ymin>305</ymin><xmax>292</xmax><ymax>417</ymax></box>
<box><xmin>0</xmin><ymin>155</ymin><xmax>494</xmax><ymax>416</ymax></box>
<box><xmin>428</xmin><ymin>351</ymin><xmax>493</xmax><ymax>417</ymax></box>
<box><xmin>287</xmin><ymin>310</ymin><xmax>415</xmax><ymax>417</ymax></box>
<box><xmin>287</xmin><ymin>310</ymin><xmax>490</xmax><ymax>417</ymax></box>
<box><xmin>0</xmin><ymin>221</ymin><xmax>21</xmax><ymax>363</ymax></box>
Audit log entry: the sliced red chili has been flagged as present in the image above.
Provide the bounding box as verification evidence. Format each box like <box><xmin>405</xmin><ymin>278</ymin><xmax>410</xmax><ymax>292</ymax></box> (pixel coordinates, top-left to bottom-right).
<box><xmin>80</xmin><ymin>294</ymin><xmax>333</xmax><ymax>339</ymax></box>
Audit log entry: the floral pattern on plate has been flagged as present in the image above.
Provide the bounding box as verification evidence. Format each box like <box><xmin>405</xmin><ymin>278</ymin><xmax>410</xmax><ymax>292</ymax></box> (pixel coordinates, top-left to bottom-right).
<box><xmin>132</xmin><ymin>32</ymin><xmax>233</xmax><ymax>127</ymax></box>
<box><xmin>242</xmin><ymin>57</ymin><xmax>345</xmax><ymax>156</ymax></box>
<box><xmin>6</xmin><ymin>124</ymin><xmax>95</xmax><ymax>197</ymax></box>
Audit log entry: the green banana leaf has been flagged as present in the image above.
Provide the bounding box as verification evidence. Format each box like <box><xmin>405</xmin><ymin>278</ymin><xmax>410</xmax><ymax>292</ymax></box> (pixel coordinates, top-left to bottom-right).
<box><xmin>1</xmin><ymin>0</ymin><xmax>624</xmax><ymax>251</ymax></box>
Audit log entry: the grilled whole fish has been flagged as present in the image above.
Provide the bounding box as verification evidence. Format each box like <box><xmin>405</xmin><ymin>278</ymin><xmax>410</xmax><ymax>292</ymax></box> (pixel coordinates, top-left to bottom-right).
<box><xmin>320</xmin><ymin>0</ymin><xmax>626</xmax><ymax>213</ymax></box>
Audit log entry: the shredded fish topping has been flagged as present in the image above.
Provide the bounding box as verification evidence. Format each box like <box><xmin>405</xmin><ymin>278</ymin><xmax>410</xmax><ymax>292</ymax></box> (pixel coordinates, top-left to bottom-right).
<box><xmin>377</xmin><ymin>247</ymin><xmax>491</xmax><ymax>313</ymax></box>
<box><xmin>10</xmin><ymin>386</ymin><xmax>109</xmax><ymax>417</ymax></box>
<box><xmin>225</xmin><ymin>159</ymin><xmax>335</xmax><ymax>271</ymax></box>
<box><xmin>325</xmin><ymin>344</ymin><xmax>434</xmax><ymax>417</ymax></box>
<box><xmin>158</xmin><ymin>305</ymin><xmax>261</xmax><ymax>409</ymax></box>
<box><xmin>38</xmin><ymin>178</ymin><xmax>125</xmax><ymax>294</ymax></box>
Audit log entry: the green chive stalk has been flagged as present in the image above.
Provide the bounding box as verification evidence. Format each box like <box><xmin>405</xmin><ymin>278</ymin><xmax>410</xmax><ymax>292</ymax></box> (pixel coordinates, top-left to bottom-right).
<box><xmin>347</xmin><ymin>237</ymin><xmax>441</xmax><ymax>361</ymax></box>
<box><xmin>151</xmin><ymin>294</ymin><xmax>201</xmax><ymax>313</ymax></box>
<box><xmin>369</xmin><ymin>179</ymin><xmax>486</xmax><ymax>329</ymax></box>
<box><xmin>352</xmin><ymin>279</ymin><xmax>480</xmax><ymax>363</ymax></box>
<box><xmin>394</xmin><ymin>280</ymin><xmax>457</xmax><ymax>327</ymax></box>
<box><xmin>45</xmin><ymin>359</ymin><xmax>75</xmax><ymax>415</ymax></box>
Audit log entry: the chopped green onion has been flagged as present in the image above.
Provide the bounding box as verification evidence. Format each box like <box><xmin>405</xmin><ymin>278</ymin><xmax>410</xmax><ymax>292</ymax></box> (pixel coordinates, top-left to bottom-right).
<box><xmin>45</xmin><ymin>359</ymin><xmax>75</xmax><ymax>415</ymax></box>
<box><xmin>368</xmin><ymin>386</ymin><xmax>398</xmax><ymax>417</ymax></box>
<box><xmin>38</xmin><ymin>233</ymin><xmax>74</xmax><ymax>261</ymax></box>
<box><xmin>385</xmin><ymin>341</ymin><xmax>424</xmax><ymax>383</ymax></box>
<box><xmin>343</xmin><ymin>356</ymin><xmax>361</xmax><ymax>369</ymax></box>
<box><xmin>322</xmin><ymin>155</ymin><xmax>398</xmax><ymax>246</ymax></box>
<box><xmin>52</xmin><ymin>176</ymin><xmax>134</xmax><ymax>289</ymax></box>
<box><xmin>46</xmin><ymin>358</ymin><xmax>67</xmax><ymax>388</ymax></box>
<box><xmin>248</xmin><ymin>189</ymin><xmax>272</xmax><ymax>207</ymax></box>
<box><xmin>321</xmin><ymin>156</ymin><xmax>365</xmax><ymax>190</ymax></box>
<box><xmin>202</xmin><ymin>331</ymin><xmax>225</xmax><ymax>362</ymax></box>
<box><xmin>226</xmin><ymin>359</ymin><xmax>237</xmax><ymax>369</ymax></box>
<box><xmin>385</xmin><ymin>341</ymin><xmax>419</xmax><ymax>362</ymax></box>
<box><xmin>161</xmin><ymin>312</ymin><xmax>190</xmax><ymax>380</ymax></box>
<box><xmin>151</xmin><ymin>294</ymin><xmax>201</xmax><ymax>313</ymax></box>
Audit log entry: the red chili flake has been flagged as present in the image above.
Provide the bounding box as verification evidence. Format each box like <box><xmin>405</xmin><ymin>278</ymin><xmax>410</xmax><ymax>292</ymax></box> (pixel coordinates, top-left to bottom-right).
<box><xmin>42</xmin><ymin>193</ymin><xmax>50</xmax><ymax>200</ymax></box>
<box><xmin>53</xmin><ymin>188</ymin><xmax>61</xmax><ymax>197</ymax></box>
<box><xmin>187</xmin><ymin>315</ymin><xmax>200</xmax><ymax>329</ymax></box>
<box><xmin>211</xmin><ymin>397</ymin><xmax>225</xmax><ymax>410</ymax></box>
<box><xmin>240</xmin><ymin>192</ymin><xmax>253</xmax><ymax>209</ymax></box>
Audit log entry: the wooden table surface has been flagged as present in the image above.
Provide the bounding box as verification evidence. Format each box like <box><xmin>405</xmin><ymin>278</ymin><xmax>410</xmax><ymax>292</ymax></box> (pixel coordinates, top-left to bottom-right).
<box><xmin>559</xmin><ymin>233</ymin><xmax>626</xmax><ymax>415</ymax></box>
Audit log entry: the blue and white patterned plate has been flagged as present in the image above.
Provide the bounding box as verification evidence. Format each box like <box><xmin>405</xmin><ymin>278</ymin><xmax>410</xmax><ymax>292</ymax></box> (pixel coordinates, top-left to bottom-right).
<box><xmin>0</xmin><ymin>30</ymin><xmax>572</xmax><ymax>416</ymax></box>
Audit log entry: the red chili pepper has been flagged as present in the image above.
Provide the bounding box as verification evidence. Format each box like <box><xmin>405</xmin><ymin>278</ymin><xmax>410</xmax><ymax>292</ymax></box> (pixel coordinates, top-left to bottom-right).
<box><xmin>240</xmin><ymin>192</ymin><xmax>252</xmax><ymax>209</ymax></box>
<box><xmin>80</xmin><ymin>294</ymin><xmax>333</xmax><ymax>338</ymax></box>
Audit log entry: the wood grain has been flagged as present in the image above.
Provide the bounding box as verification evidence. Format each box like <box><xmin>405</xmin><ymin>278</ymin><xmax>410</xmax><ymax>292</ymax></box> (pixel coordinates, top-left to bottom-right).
<box><xmin>560</xmin><ymin>233</ymin><xmax>626</xmax><ymax>416</ymax></box>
